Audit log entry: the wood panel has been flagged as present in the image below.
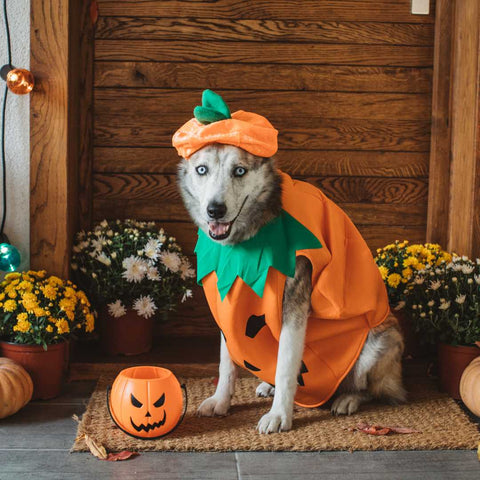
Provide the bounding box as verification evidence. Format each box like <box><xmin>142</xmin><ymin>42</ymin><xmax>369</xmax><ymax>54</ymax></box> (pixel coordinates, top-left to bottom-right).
<box><xmin>96</xmin><ymin>0</ymin><xmax>435</xmax><ymax>23</ymax></box>
<box><xmin>96</xmin><ymin>40</ymin><xmax>434</xmax><ymax>66</ymax></box>
<box><xmin>96</xmin><ymin>17</ymin><xmax>434</xmax><ymax>44</ymax></box>
<box><xmin>94</xmin><ymin>63</ymin><xmax>433</xmax><ymax>93</ymax></box>
<box><xmin>93</xmin><ymin>148</ymin><xmax>429</xmax><ymax>177</ymax></box>
<box><xmin>95</xmin><ymin>89</ymin><xmax>432</xmax><ymax>121</ymax></box>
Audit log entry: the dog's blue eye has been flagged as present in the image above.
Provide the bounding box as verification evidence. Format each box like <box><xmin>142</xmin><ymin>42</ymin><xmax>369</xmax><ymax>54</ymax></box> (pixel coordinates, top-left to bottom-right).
<box><xmin>196</xmin><ymin>165</ymin><xmax>208</xmax><ymax>175</ymax></box>
<box><xmin>234</xmin><ymin>166</ymin><xmax>247</xmax><ymax>177</ymax></box>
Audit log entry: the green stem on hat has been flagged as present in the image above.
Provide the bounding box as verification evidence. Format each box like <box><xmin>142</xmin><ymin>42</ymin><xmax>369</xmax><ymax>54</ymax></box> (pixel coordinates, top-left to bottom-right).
<box><xmin>194</xmin><ymin>89</ymin><xmax>232</xmax><ymax>125</ymax></box>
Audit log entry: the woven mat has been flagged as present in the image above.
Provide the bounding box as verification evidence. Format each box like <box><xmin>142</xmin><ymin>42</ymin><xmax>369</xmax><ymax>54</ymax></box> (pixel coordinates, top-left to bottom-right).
<box><xmin>71</xmin><ymin>364</ymin><xmax>479</xmax><ymax>452</ymax></box>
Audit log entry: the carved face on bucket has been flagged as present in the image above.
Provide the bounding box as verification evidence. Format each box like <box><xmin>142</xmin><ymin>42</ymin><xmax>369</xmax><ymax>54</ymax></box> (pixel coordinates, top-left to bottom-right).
<box><xmin>108</xmin><ymin>366</ymin><xmax>184</xmax><ymax>439</ymax></box>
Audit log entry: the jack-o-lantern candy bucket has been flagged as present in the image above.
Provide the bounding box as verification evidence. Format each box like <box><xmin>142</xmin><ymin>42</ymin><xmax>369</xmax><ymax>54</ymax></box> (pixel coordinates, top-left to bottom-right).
<box><xmin>107</xmin><ymin>366</ymin><xmax>186</xmax><ymax>439</ymax></box>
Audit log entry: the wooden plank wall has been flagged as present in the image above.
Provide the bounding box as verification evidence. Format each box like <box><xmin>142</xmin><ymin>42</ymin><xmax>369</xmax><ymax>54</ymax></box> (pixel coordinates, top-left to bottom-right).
<box><xmin>93</xmin><ymin>0</ymin><xmax>435</xmax><ymax>336</ymax></box>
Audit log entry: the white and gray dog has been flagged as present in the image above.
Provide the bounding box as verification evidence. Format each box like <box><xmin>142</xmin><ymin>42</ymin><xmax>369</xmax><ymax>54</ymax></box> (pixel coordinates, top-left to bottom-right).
<box><xmin>178</xmin><ymin>144</ymin><xmax>406</xmax><ymax>434</ymax></box>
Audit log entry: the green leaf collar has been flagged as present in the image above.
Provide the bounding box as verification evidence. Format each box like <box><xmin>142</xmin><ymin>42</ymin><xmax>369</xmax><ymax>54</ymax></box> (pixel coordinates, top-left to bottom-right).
<box><xmin>195</xmin><ymin>210</ymin><xmax>322</xmax><ymax>300</ymax></box>
<box><xmin>193</xmin><ymin>89</ymin><xmax>232</xmax><ymax>125</ymax></box>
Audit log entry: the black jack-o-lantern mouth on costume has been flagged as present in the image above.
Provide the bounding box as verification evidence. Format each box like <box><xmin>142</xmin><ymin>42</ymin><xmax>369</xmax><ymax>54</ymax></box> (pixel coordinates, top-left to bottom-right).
<box><xmin>107</xmin><ymin>366</ymin><xmax>186</xmax><ymax>439</ymax></box>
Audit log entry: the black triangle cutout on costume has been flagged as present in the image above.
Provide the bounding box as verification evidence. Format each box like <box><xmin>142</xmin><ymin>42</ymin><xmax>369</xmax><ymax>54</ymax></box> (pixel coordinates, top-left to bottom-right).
<box><xmin>245</xmin><ymin>314</ymin><xmax>266</xmax><ymax>338</ymax></box>
<box><xmin>244</xmin><ymin>360</ymin><xmax>261</xmax><ymax>372</ymax></box>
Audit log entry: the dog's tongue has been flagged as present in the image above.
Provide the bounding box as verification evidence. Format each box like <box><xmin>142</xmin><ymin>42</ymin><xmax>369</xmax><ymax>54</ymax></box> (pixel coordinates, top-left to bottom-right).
<box><xmin>209</xmin><ymin>222</ymin><xmax>230</xmax><ymax>236</ymax></box>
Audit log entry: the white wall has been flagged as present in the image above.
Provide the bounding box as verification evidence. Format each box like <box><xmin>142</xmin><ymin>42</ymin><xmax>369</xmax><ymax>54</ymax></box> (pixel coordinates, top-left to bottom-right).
<box><xmin>0</xmin><ymin>0</ymin><xmax>30</xmax><ymax>271</ymax></box>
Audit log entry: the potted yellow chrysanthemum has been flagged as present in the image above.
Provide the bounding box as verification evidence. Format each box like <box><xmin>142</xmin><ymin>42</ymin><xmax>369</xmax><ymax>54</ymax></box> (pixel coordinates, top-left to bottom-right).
<box><xmin>0</xmin><ymin>270</ymin><xmax>95</xmax><ymax>399</ymax></box>
<box><xmin>375</xmin><ymin>240</ymin><xmax>452</xmax><ymax>356</ymax></box>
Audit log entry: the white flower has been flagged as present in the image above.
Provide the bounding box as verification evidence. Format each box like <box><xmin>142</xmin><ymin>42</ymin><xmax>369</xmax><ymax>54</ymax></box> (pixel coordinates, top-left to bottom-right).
<box><xmin>430</xmin><ymin>280</ymin><xmax>441</xmax><ymax>290</ymax></box>
<box><xmin>427</xmin><ymin>300</ymin><xmax>435</xmax><ymax>307</ymax></box>
<box><xmin>91</xmin><ymin>235</ymin><xmax>106</xmax><ymax>252</ymax></box>
<box><xmin>107</xmin><ymin>229</ymin><xmax>114</xmax><ymax>237</ymax></box>
<box><xmin>133</xmin><ymin>295</ymin><xmax>157</xmax><ymax>319</ymax></box>
<box><xmin>455</xmin><ymin>294</ymin><xmax>466</xmax><ymax>304</ymax></box>
<box><xmin>182</xmin><ymin>289</ymin><xmax>193</xmax><ymax>303</ymax></box>
<box><xmin>474</xmin><ymin>274</ymin><xmax>480</xmax><ymax>285</ymax></box>
<box><xmin>439</xmin><ymin>301</ymin><xmax>451</xmax><ymax>310</ymax></box>
<box><xmin>420</xmin><ymin>312</ymin><xmax>426</xmax><ymax>318</ymax></box>
<box><xmin>122</xmin><ymin>255</ymin><xmax>148</xmax><ymax>283</ymax></box>
<box><xmin>452</xmin><ymin>277</ymin><xmax>457</xmax><ymax>282</ymax></box>
<box><xmin>111</xmin><ymin>252</ymin><xmax>117</xmax><ymax>259</ymax></box>
<box><xmin>108</xmin><ymin>300</ymin><xmax>126</xmax><ymax>318</ymax></box>
<box><xmin>462</xmin><ymin>264</ymin><xmax>475</xmax><ymax>274</ymax></box>
<box><xmin>414</xmin><ymin>277</ymin><xmax>425</xmax><ymax>284</ymax></box>
<box><xmin>452</xmin><ymin>264</ymin><xmax>463</xmax><ymax>272</ymax></box>
<box><xmin>71</xmin><ymin>263</ymin><xmax>78</xmax><ymax>270</ymax></box>
<box><xmin>146</xmin><ymin>266</ymin><xmax>161</xmax><ymax>281</ymax></box>
<box><xmin>394</xmin><ymin>301</ymin><xmax>405</xmax><ymax>311</ymax></box>
<box><xmin>180</xmin><ymin>260</ymin><xmax>195</xmax><ymax>280</ymax></box>
<box><xmin>144</xmin><ymin>238</ymin><xmax>161</xmax><ymax>260</ymax></box>
<box><xmin>96</xmin><ymin>252</ymin><xmax>111</xmax><ymax>267</ymax></box>
<box><xmin>100</xmin><ymin>220</ymin><xmax>109</xmax><ymax>228</ymax></box>
<box><xmin>158</xmin><ymin>233</ymin><xmax>166</xmax><ymax>243</ymax></box>
<box><xmin>468</xmin><ymin>278</ymin><xmax>473</xmax><ymax>284</ymax></box>
<box><xmin>160</xmin><ymin>251</ymin><xmax>181</xmax><ymax>272</ymax></box>
<box><xmin>412</xmin><ymin>304</ymin><xmax>418</xmax><ymax>310</ymax></box>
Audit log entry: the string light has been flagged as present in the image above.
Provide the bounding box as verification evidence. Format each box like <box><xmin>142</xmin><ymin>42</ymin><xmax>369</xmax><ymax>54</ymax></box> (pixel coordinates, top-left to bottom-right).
<box><xmin>0</xmin><ymin>0</ymin><xmax>32</xmax><ymax>271</ymax></box>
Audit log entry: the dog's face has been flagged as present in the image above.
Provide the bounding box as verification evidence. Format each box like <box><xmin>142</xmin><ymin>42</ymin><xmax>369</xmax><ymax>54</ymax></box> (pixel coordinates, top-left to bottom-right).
<box><xmin>177</xmin><ymin>144</ymin><xmax>282</xmax><ymax>245</ymax></box>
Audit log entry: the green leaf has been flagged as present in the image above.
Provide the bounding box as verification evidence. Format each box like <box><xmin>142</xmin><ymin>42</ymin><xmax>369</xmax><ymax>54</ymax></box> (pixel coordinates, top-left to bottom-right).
<box><xmin>194</xmin><ymin>89</ymin><xmax>231</xmax><ymax>125</ymax></box>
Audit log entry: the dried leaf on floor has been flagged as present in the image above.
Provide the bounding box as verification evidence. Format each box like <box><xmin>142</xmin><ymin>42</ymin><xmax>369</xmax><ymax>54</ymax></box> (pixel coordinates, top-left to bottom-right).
<box><xmin>84</xmin><ymin>434</ymin><xmax>108</xmax><ymax>460</ymax></box>
<box><xmin>104</xmin><ymin>451</ymin><xmax>140</xmax><ymax>462</ymax></box>
<box><xmin>348</xmin><ymin>422</ymin><xmax>421</xmax><ymax>436</ymax></box>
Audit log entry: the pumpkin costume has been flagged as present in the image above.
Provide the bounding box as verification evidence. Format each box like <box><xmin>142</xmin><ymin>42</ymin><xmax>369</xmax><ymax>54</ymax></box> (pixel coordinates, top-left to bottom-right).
<box><xmin>173</xmin><ymin>90</ymin><xmax>390</xmax><ymax>407</ymax></box>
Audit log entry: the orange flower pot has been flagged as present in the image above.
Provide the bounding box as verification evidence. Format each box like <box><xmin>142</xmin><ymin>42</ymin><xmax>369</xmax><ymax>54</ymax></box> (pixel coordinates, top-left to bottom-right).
<box><xmin>0</xmin><ymin>341</ymin><xmax>67</xmax><ymax>400</ymax></box>
<box><xmin>100</xmin><ymin>308</ymin><xmax>154</xmax><ymax>356</ymax></box>
<box><xmin>437</xmin><ymin>342</ymin><xmax>480</xmax><ymax>399</ymax></box>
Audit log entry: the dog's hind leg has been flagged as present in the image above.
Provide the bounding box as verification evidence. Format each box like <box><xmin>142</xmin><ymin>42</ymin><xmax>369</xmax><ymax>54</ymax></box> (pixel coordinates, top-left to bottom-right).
<box><xmin>197</xmin><ymin>332</ymin><xmax>238</xmax><ymax>417</ymax></box>
<box><xmin>256</xmin><ymin>382</ymin><xmax>275</xmax><ymax>397</ymax></box>
<box><xmin>257</xmin><ymin>256</ymin><xmax>312</xmax><ymax>433</ymax></box>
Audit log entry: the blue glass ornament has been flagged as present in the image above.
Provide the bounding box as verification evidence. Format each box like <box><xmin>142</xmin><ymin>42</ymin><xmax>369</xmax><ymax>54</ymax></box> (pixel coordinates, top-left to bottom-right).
<box><xmin>0</xmin><ymin>242</ymin><xmax>21</xmax><ymax>272</ymax></box>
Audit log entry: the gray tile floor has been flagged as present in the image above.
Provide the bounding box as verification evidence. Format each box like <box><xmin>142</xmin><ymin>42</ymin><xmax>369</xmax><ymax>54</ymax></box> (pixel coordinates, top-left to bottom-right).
<box><xmin>0</xmin><ymin>380</ymin><xmax>479</xmax><ymax>480</ymax></box>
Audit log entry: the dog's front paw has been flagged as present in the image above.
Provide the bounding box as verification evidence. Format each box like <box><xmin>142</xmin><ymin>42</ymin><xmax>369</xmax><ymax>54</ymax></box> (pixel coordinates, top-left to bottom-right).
<box><xmin>197</xmin><ymin>395</ymin><xmax>231</xmax><ymax>417</ymax></box>
<box><xmin>331</xmin><ymin>393</ymin><xmax>361</xmax><ymax>416</ymax></box>
<box><xmin>257</xmin><ymin>410</ymin><xmax>292</xmax><ymax>434</ymax></box>
<box><xmin>256</xmin><ymin>382</ymin><xmax>275</xmax><ymax>398</ymax></box>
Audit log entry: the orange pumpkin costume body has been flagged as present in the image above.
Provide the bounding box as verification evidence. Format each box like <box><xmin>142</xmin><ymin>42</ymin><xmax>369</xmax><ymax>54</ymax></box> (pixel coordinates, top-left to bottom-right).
<box><xmin>173</xmin><ymin>90</ymin><xmax>390</xmax><ymax>408</ymax></box>
<box><xmin>198</xmin><ymin>172</ymin><xmax>390</xmax><ymax>407</ymax></box>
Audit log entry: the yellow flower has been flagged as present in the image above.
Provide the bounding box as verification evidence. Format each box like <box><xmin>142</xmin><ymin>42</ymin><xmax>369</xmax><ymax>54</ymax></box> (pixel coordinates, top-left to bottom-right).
<box><xmin>59</xmin><ymin>298</ymin><xmax>75</xmax><ymax>312</ymax></box>
<box><xmin>387</xmin><ymin>273</ymin><xmax>402</xmax><ymax>288</ymax></box>
<box><xmin>48</xmin><ymin>276</ymin><xmax>64</xmax><ymax>287</ymax></box>
<box><xmin>402</xmin><ymin>267</ymin><xmax>413</xmax><ymax>279</ymax></box>
<box><xmin>3</xmin><ymin>299</ymin><xmax>17</xmax><ymax>312</ymax></box>
<box><xmin>41</xmin><ymin>284</ymin><xmax>57</xmax><ymax>300</ymax></box>
<box><xmin>46</xmin><ymin>325</ymin><xmax>54</xmax><ymax>333</ymax></box>
<box><xmin>4</xmin><ymin>272</ymin><xmax>20</xmax><ymax>281</ymax></box>
<box><xmin>55</xmin><ymin>319</ymin><xmax>70</xmax><ymax>335</ymax></box>
<box><xmin>378</xmin><ymin>266</ymin><xmax>389</xmax><ymax>280</ymax></box>
<box><xmin>403</xmin><ymin>256</ymin><xmax>419</xmax><ymax>268</ymax></box>
<box><xmin>65</xmin><ymin>310</ymin><xmax>75</xmax><ymax>321</ymax></box>
<box><xmin>21</xmin><ymin>292</ymin><xmax>39</xmax><ymax>312</ymax></box>
<box><xmin>64</xmin><ymin>287</ymin><xmax>77</xmax><ymax>298</ymax></box>
<box><xmin>48</xmin><ymin>316</ymin><xmax>57</xmax><ymax>323</ymax></box>
<box><xmin>85</xmin><ymin>313</ymin><xmax>95</xmax><ymax>333</ymax></box>
<box><xmin>7</xmin><ymin>289</ymin><xmax>17</xmax><ymax>299</ymax></box>
<box><xmin>0</xmin><ymin>293</ymin><xmax>4</xmax><ymax>300</ymax></box>
<box><xmin>34</xmin><ymin>308</ymin><xmax>47</xmax><ymax>317</ymax></box>
<box><xmin>13</xmin><ymin>318</ymin><xmax>31</xmax><ymax>333</ymax></box>
<box><xmin>16</xmin><ymin>312</ymin><xmax>28</xmax><ymax>321</ymax></box>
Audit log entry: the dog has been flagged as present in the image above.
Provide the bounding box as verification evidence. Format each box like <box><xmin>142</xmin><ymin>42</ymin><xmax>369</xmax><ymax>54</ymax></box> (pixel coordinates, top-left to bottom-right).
<box><xmin>178</xmin><ymin>143</ymin><xmax>406</xmax><ymax>434</ymax></box>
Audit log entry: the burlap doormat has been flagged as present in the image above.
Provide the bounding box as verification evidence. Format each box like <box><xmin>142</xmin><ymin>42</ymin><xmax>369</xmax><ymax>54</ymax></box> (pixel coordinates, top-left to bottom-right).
<box><xmin>71</xmin><ymin>364</ymin><xmax>479</xmax><ymax>452</ymax></box>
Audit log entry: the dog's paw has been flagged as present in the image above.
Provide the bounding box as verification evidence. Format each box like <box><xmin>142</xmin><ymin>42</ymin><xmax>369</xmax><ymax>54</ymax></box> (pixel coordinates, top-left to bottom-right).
<box><xmin>257</xmin><ymin>410</ymin><xmax>292</xmax><ymax>434</ymax></box>
<box><xmin>256</xmin><ymin>382</ymin><xmax>275</xmax><ymax>398</ymax></box>
<box><xmin>197</xmin><ymin>395</ymin><xmax>230</xmax><ymax>417</ymax></box>
<box><xmin>331</xmin><ymin>394</ymin><xmax>361</xmax><ymax>416</ymax></box>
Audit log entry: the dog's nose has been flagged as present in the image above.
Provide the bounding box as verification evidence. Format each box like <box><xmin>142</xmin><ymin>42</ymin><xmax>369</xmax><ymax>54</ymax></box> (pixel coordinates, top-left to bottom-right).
<box><xmin>207</xmin><ymin>202</ymin><xmax>227</xmax><ymax>219</ymax></box>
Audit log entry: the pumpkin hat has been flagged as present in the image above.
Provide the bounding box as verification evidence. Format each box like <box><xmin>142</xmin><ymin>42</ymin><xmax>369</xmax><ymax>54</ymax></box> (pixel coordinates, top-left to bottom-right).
<box><xmin>172</xmin><ymin>89</ymin><xmax>278</xmax><ymax>159</ymax></box>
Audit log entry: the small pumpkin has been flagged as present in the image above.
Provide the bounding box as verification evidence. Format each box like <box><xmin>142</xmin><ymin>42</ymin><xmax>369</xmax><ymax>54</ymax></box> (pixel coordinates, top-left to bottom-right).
<box><xmin>107</xmin><ymin>366</ymin><xmax>185</xmax><ymax>439</ymax></box>
<box><xmin>0</xmin><ymin>357</ymin><xmax>33</xmax><ymax>419</ymax></box>
<box><xmin>460</xmin><ymin>356</ymin><xmax>480</xmax><ymax>417</ymax></box>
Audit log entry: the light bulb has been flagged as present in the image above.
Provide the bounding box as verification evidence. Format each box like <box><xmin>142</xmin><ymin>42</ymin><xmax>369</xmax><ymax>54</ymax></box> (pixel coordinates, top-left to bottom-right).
<box><xmin>6</xmin><ymin>68</ymin><xmax>34</xmax><ymax>95</ymax></box>
<box><xmin>0</xmin><ymin>242</ymin><xmax>21</xmax><ymax>272</ymax></box>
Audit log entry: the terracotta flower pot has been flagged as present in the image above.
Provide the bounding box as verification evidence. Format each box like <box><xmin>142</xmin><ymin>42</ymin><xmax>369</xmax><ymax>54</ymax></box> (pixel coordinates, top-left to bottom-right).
<box><xmin>437</xmin><ymin>342</ymin><xmax>480</xmax><ymax>399</ymax></box>
<box><xmin>100</xmin><ymin>308</ymin><xmax>154</xmax><ymax>356</ymax></box>
<box><xmin>393</xmin><ymin>310</ymin><xmax>427</xmax><ymax>358</ymax></box>
<box><xmin>0</xmin><ymin>341</ymin><xmax>67</xmax><ymax>400</ymax></box>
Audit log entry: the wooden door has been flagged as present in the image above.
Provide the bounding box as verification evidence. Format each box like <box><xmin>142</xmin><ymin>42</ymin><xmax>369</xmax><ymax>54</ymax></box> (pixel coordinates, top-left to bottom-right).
<box><xmin>93</xmin><ymin>0</ymin><xmax>435</xmax><ymax>336</ymax></box>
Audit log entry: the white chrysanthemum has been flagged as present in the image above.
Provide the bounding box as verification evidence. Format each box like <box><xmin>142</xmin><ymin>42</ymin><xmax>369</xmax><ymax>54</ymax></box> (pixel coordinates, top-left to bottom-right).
<box><xmin>100</xmin><ymin>220</ymin><xmax>109</xmax><ymax>228</ymax></box>
<box><xmin>182</xmin><ymin>289</ymin><xmax>193</xmax><ymax>303</ymax></box>
<box><xmin>474</xmin><ymin>274</ymin><xmax>480</xmax><ymax>285</ymax></box>
<box><xmin>427</xmin><ymin>300</ymin><xmax>435</xmax><ymax>307</ymax></box>
<box><xmin>394</xmin><ymin>301</ymin><xmax>405</xmax><ymax>311</ymax></box>
<box><xmin>108</xmin><ymin>300</ymin><xmax>126</xmax><ymax>318</ymax></box>
<box><xmin>180</xmin><ymin>260</ymin><xmax>195</xmax><ymax>280</ymax></box>
<box><xmin>122</xmin><ymin>255</ymin><xmax>148</xmax><ymax>283</ymax></box>
<box><xmin>439</xmin><ymin>301</ymin><xmax>451</xmax><ymax>310</ymax></box>
<box><xmin>158</xmin><ymin>233</ymin><xmax>166</xmax><ymax>243</ymax></box>
<box><xmin>430</xmin><ymin>280</ymin><xmax>441</xmax><ymax>290</ymax></box>
<box><xmin>147</xmin><ymin>266</ymin><xmax>161</xmax><ymax>281</ymax></box>
<box><xmin>461</xmin><ymin>264</ymin><xmax>475</xmax><ymax>274</ymax></box>
<box><xmin>91</xmin><ymin>235</ymin><xmax>106</xmax><ymax>252</ymax></box>
<box><xmin>455</xmin><ymin>294</ymin><xmax>466</xmax><ymax>304</ymax></box>
<box><xmin>414</xmin><ymin>277</ymin><xmax>425</xmax><ymax>284</ymax></box>
<box><xmin>144</xmin><ymin>238</ymin><xmax>161</xmax><ymax>260</ymax></box>
<box><xmin>160</xmin><ymin>251</ymin><xmax>181</xmax><ymax>272</ymax></box>
<box><xmin>133</xmin><ymin>295</ymin><xmax>157</xmax><ymax>319</ymax></box>
<box><xmin>96</xmin><ymin>252</ymin><xmax>112</xmax><ymax>267</ymax></box>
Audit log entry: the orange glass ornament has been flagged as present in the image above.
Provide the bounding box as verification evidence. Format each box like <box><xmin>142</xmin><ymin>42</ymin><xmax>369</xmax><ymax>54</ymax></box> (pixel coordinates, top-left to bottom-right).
<box><xmin>6</xmin><ymin>68</ymin><xmax>34</xmax><ymax>95</ymax></box>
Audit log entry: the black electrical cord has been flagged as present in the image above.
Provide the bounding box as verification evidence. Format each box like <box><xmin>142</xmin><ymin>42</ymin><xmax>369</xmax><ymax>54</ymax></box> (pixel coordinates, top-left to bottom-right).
<box><xmin>1</xmin><ymin>0</ymin><xmax>12</xmax><ymax>237</ymax></box>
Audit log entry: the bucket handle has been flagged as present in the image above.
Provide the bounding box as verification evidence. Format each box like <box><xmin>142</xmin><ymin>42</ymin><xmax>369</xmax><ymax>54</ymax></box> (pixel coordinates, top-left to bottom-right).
<box><xmin>106</xmin><ymin>383</ymin><xmax>188</xmax><ymax>440</ymax></box>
